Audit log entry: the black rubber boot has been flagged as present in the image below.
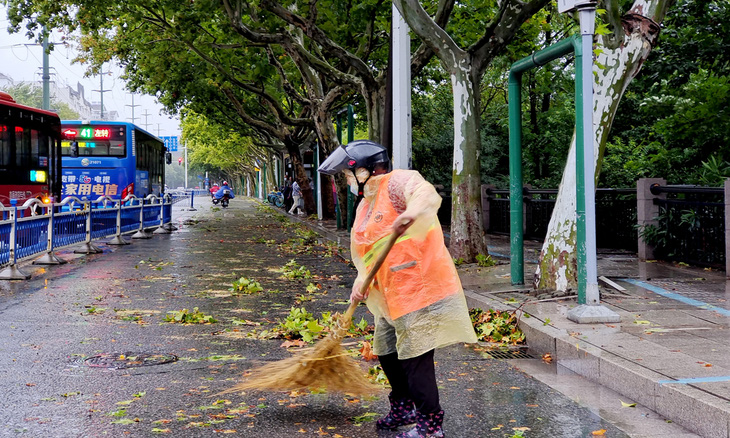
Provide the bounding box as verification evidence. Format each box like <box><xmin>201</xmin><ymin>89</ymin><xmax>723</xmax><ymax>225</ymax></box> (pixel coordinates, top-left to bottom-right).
<box><xmin>395</xmin><ymin>410</ymin><xmax>445</xmax><ymax>438</ymax></box>
<box><xmin>376</xmin><ymin>393</ymin><xmax>417</xmax><ymax>430</ymax></box>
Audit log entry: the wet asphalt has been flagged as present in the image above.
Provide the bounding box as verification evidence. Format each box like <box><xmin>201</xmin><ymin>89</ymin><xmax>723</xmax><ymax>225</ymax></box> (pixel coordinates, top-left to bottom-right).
<box><xmin>0</xmin><ymin>198</ymin><xmax>629</xmax><ymax>438</ymax></box>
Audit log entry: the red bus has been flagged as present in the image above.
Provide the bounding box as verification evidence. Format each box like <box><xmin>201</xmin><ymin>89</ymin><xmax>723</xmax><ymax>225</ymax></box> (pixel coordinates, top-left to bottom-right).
<box><xmin>0</xmin><ymin>91</ymin><xmax>62</xmax><ymax>205</ymax></box>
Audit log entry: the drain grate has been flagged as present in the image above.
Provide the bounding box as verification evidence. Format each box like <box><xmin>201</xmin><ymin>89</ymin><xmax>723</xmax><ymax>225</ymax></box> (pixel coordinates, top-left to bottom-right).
<box><xmin>482</xmin><ymin>350</ymin><xmax>534</xmax><ymax>360</ymax></box>
<box><xmin>84</xmin><ymin>352</ymin><xmax>178</xmax><ymax>369</ymax></box>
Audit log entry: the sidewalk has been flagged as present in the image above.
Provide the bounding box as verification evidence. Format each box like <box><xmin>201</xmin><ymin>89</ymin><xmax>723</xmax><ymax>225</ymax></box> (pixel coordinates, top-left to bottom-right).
<box><xmin>297</xmin><ymin>213</ymin><xmax>730</xmax><ymax>438</ymax></box>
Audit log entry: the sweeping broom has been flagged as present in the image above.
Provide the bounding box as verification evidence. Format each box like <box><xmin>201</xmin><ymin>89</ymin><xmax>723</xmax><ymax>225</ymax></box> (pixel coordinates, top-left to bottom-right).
<box><xmin>223</xmin><ymin>231</ymin><xmax>401</xmax><ymax>395</ymax></box>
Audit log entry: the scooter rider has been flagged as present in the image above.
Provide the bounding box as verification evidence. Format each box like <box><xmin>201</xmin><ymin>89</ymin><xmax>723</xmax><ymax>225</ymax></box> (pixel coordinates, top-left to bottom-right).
<box><xmin>214</xmin><ymin>181</ymin><xmax>235</xmax><ymax>200</ymax></box>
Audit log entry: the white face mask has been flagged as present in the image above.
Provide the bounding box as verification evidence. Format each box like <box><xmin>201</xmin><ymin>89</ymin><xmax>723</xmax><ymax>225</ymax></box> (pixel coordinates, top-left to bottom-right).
<box><xmin>345</xmin><ymin>168</ymin><xmax>371</xmax><ymax>196</ymax></box>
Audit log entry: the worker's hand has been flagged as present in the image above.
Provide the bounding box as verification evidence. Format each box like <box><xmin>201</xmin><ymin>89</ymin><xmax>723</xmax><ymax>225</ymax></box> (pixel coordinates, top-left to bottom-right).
<box><xmin>350</xmin><ymin>278</ymin><xmax>369</xmax><ymax>303</ymax></box>
<box><xmin>392</xmin><ymin>213</ymin><xmax>416</xmax><ymax>237</ymax></box>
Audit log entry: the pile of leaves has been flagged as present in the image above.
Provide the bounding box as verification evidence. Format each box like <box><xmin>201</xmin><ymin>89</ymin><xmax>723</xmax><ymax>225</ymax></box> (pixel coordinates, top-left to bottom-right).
<box><xmin>229</xmin><ymin>277</ymin><xmax>264</xmax><ymax>294</ymax></box>
<box><xmin>469</xmin><ymin>308</ymin><xmax>525</xmax><ymax>345</ymax></box>
<box><xmin>476</xmin><ymin>253</ymin><xmax>497</xmax><ymax>267</ymax></box>
<box><xmin>163</xmin><ymin>307</ymin><xmax>217</xmax><ymax>324</ymax></box>
<box><xmin>280</xmin><ymin>260</ymin><xmax>312</xmax><ymax>279</ymax></box>
<box><xmin>269</xmin><ymin>307</ymin><xmax>373</xmax><ymax>343</ymax></box>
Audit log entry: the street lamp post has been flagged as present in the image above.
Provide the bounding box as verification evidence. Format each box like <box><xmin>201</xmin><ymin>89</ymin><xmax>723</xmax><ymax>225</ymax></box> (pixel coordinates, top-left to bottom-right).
<box><xmin>559</xmin><ymin>0</ymin><xmax>620</xmax><ymax>323</ymax></box>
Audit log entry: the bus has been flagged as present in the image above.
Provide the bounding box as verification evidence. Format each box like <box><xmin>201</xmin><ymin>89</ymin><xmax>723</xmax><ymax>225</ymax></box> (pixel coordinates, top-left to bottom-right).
<box><xmin>60</xmin><ymin>121</ymin><xmax>169</xmax><ymax>200</ymax></box>
<box><xmin>0</xmin><ymin>91</ymin><xmax>62</xmax><ymax>205</ymax></box>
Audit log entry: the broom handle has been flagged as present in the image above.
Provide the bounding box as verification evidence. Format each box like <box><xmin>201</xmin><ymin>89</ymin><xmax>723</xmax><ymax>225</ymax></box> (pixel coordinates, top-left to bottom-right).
<box><xmin>342</xmin><ymin>231</ymin><xmax>401</xmax><ymax>322</ymax></box>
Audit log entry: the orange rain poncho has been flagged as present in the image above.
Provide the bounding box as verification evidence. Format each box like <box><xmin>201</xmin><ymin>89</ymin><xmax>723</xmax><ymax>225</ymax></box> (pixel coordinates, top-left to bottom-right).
<box><xmin>351</xmin><ymin>169</ymin><xmax>477</xmax><ymax>360</ymax></box>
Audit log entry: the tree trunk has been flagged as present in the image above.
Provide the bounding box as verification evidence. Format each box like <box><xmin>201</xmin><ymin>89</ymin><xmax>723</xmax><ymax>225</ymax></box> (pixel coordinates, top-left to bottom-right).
<box><xmin>535</xmin><ymin>0</ymin><xmax>669</xmax><ymax>290</ymax></box>
<box><xmin>448</xmin><ymin>65</ymin><xmax>488</xmax><ymax>259</ymax></box>
<box><xmin>364</xmin><ymin>84</ymin><xmax>388</xmax><ymax>145</ymax></box>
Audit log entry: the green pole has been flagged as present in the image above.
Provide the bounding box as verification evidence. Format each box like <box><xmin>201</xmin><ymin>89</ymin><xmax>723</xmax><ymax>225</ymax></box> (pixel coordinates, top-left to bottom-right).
<box><xmin>508</xmin><ymin>72</ymin><xmax>524</xmax><ymax>285</ymax></box>
<box><xmin>508</xmin><ymin>37</ymin><xmax>578</xmax><ymax>286</ymax></box>
<box><xmin>336</xmin><ymin>114</ymin><xmax>343</xmax><ymax>229</ymax></box>
<box><xmin>347</xmin><ymin>105</ymin><xmax>355</xmax><ymax>232</ymax></box>
<box><xmin>263</xmin><ymin>163</ymin><xmax>267</xmax><ymax>198</ymax></box>
<box><xmin>313</xmin><ymin>146</ymin><xmax>319</xmax><ymax>214</ymax></box>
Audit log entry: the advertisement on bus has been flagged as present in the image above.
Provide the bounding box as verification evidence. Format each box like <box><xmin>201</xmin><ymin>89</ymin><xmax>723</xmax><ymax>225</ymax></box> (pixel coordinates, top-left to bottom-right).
<box><xmin>61</xmin><ymin>167</ymin><xmax>130</xmax><ymax>199</ymax></box>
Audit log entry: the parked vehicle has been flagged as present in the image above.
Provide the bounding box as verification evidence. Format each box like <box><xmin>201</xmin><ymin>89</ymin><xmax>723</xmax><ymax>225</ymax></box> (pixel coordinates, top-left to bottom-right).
<box><xmin>267</xmin><ymin>189</ymin><xmax>284</xmax><ymax>208</ymax></box>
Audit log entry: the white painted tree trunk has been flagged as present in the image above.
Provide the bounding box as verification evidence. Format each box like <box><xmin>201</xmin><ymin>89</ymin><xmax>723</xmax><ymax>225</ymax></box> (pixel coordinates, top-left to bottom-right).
<box><xmin>535</xmin><ymin>1</ymin><xmax>665</xmax><ymax>290</ymax></box>
<box><xmin>449</xmin><ymin>65</ymin><xmax>488</xmax><ymax>260</ymax></box>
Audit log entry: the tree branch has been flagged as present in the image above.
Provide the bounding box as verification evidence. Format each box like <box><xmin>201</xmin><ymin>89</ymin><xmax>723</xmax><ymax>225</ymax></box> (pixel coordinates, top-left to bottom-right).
<box><xmin>260</xmin><ymin>0</ymin><xmax>378</xmax><ymax>89</ymax></box>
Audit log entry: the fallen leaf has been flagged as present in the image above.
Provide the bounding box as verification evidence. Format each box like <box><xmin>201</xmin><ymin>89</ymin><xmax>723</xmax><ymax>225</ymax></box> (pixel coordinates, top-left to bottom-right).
<box><xmin>592</xmin><ymin>429</ymin><xmax>607</xmax><ymax>436</ymax></box>
<box><xmin>620</xmin><ymin>400</ymin><xmax>637</xmax><ymax>408</ymax></box>
<box><xmin>513</xmin><ymin>427</ymin><xmax>531</xmax><ymax>432</ymax></box>
<box><xmin>359</xmin><ymin>341</ymin><xmax>377</xmax><ymax>361</ymax></box>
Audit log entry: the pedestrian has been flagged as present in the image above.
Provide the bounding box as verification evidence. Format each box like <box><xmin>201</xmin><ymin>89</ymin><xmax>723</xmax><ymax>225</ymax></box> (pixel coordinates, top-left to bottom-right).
<box><xmin>318</xmin><ymin>140</ymin><xmax>476</xmax><ymax>438</ymax></box>
<box><xmin>288</xmin><ymin>178</ymin><xmax>304</xmax><ymax>216</ymax></box>
<box><xmin>282</xmin><ymin>176</ymin><xmax>293</xmax><ymax>212</ymax></box>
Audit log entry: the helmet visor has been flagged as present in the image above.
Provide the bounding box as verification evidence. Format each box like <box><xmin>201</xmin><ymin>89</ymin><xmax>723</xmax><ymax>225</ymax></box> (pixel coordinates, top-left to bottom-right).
<box><xmin>317</xmin><ymin>146</ymin><xmax>355</xmax><ymax>175</ymax></box>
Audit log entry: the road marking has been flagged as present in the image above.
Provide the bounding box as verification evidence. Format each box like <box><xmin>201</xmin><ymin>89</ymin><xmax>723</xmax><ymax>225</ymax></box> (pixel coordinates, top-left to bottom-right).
<box><xmin>621</xmin><ymin>279</ymin><xmax>730</xmax><ymax>317</ymax></box>
<box><xmin>659</xmin><ymin>376</ymin><xmax>730</xmax><ymax>385</ymax></box>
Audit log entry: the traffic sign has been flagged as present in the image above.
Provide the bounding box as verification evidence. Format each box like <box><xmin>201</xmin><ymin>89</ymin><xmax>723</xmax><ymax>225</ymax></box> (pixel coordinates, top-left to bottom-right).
<box><xmin>161</xmin><ymin>136</ymin><xmax>179</xmax><ymax>152</ymax></box>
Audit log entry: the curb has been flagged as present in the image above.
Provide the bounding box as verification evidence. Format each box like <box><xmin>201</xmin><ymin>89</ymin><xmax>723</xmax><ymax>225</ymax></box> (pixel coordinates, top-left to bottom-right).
<box><xmin>465</xmin><ymin>291</ymin><xmax>730</xmax><ymax>438</ymax></box>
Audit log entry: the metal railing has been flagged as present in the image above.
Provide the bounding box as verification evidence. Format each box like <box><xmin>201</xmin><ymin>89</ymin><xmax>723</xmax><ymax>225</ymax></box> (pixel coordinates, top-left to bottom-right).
<box><xmin>0</xmin><ymin>193</ymin><xmax>183</xmax><ymax>280</ymax></box>
<box><xmin>648</xmin><ymin>184</ymin><xmax>725</xmax><ymax>267</ymax></box>
<box><xmin>484</xmin><ymin>186</ymin><xmax>637</xmax><ymax>251</ymax></box>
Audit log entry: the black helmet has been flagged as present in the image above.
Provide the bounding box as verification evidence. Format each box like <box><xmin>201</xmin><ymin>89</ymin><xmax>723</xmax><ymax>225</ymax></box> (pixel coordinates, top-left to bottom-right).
<box><xmin>318</xmin><ymin>140</ymin><xmax>390</xmax><ymax>175</ymax></box>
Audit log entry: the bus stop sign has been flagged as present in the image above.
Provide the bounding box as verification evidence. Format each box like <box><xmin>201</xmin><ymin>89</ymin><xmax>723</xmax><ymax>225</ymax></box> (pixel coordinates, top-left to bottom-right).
<box><xmin>162</xmin><ymin>136</ymin><xmax>179</xmax><ymax>152</ymax></box>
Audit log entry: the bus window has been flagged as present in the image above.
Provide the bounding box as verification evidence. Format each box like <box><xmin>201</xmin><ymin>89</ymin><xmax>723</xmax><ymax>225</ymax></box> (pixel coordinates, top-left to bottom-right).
<box><xmin>0</xmin><ymin>125</ymin><xmax>9</xmax><ymax>167</ymax></box>
<box><xmin>15</xmin><ymin>126</ymin><xmax>30</xmax><ymax>167</ymax></box>
<box><xmin>61</xmin><ymin>140</ymin><xmax>126</xmax><ymax>157</ymax></box>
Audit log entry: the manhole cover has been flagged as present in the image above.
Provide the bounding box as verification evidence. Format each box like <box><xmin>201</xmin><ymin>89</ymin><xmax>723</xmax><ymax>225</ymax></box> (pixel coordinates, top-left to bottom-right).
<box><xmin>84</xmin><ymin>352</ymin><xmax>178</xmax><ymax>369</ymax></box>
<box><xmin>482</xmin><ymin>350</ymin><xmax>534</xmax><ymax>360</ymax></box>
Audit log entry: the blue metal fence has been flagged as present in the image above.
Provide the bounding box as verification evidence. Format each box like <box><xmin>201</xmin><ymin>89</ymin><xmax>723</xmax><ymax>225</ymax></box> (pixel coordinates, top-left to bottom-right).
<box><xmin>0</xmin><ymin>223</ymin><xmax>10</xmax><ymax>265</ymax></box>
<box><xmin>121</xmin><ymin>205</ymin><xmax>143</xmax><ymax>234</ymax></box>
<box><xmin>0</xmin><ymin>193</ymin><xmax>177</xmax><ymax>279</ymax></box>
<box><xmin>15</xmin><ymin>217</ymin><xmax>49</xmax><ymax>259</ymax></box>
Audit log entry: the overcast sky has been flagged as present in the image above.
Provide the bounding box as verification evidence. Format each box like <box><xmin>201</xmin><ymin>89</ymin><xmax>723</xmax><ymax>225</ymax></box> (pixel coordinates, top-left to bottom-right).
<box><xmin>0</xmin><ymin>7</ymin><xmax>180</xmax><ymax>137</ymax></box>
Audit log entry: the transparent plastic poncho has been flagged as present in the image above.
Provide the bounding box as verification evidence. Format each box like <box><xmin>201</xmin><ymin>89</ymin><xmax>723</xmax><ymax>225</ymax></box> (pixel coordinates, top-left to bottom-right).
<box><xmin>350</xmin><ymin>170</ymin><xmax>477</xmax><ymax>359</ymax></box>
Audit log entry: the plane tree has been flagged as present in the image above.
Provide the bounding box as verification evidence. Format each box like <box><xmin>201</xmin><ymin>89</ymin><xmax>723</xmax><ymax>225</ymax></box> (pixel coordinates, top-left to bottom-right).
<box><xmin>535</xmin><ymin>0</ymin><xmax>674</xmax><ymax>291</ymax></box>
<box><xmin>392</xmin><ymin>0</ymin><xmax>552</xmax><ymax>260</ymax></box>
